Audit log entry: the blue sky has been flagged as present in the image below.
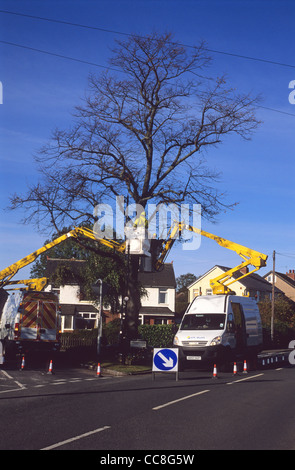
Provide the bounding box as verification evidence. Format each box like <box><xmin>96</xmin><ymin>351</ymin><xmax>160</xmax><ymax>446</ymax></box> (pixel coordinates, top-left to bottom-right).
<box><xmin>0</xmin><ymin>0</ymin><xmax>294</xmax><ymax>282</ymax></box>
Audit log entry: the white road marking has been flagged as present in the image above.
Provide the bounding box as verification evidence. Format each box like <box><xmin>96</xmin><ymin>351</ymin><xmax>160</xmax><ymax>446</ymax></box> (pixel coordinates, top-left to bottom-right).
<box><xmin>226</xmin><ymin>373</ymin><xmax>264</xmax><ymax>385</ymax></box>
<box><xmin>0</xmin><ymin>369</ymin><xmax>26</xmax><ymax>391</ymax></box>
<box><xmin>0</xmin><ymin>387</ymin><xmax>27</xmax><ymax>394</ymax></box>
<box><xmin>41</xmin><ymin>425</ymin><xmax>111</xmax><ymax>450</ymax></box>
<box><xmin>153</xmin><ymin>389</ymin><xmax>210</xmax><ymax>410</ymax></box>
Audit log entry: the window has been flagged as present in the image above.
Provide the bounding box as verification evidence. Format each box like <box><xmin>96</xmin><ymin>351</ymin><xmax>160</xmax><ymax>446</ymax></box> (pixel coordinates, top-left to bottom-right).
<box><xmin>180</xmin><ymin>314</ymin><xmax>226</xmax><ymax>331</ymax></box>
<box><xmin>63</xmin><ymin>315</ymin><xmax>74</xmax><ymax>330</ymax></box>
<box><xmin>158</xmin><ymin>288</ymin><xmax>168</xmax><ymax>304</ymax></box>
<box><xmin>256</xmin><ymin>291</ymin><xmax>260</xmax><ymax>302</ymax></box>
<box><xmin>155</xmin><ymin>318</ymin><xmax>168</xmax><ymax>325</ymax></box>
<box><xmin>193</xmin><ymin>288</ymin><xmax>199</xmax><ymax>298</ymax></box>
<box><xmin>75</xmin><ymin>312</ymin><xmax>97</xmax><ymax>329</ymax></box>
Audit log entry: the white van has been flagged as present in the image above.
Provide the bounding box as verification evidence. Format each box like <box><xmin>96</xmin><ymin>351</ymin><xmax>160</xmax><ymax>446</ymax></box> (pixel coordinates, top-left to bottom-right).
<box><xmin>173</xmin><ymin>295</ymin><xmax>263</xmax><ymax>369</ymax></box>
<box><xmin>0</xmin><ymin>290</ymin><xmax>61</xmax><ymax>362</ymax></box>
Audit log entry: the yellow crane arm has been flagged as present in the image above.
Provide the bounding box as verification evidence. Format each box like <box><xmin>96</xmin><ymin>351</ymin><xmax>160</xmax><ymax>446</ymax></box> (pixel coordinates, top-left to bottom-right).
<box><xmin>155</xmin><ymin>222</ymin><xmax>268</xmax><ymax>295</ymax></box>
<box><xmin>0</xmin><ymin>231</ymin><xmax>75</xmax><ymax>287</ymax></box>
<box><xmin>0</xmin><ymin>226</ymin><xmax>126</xmax><ymax>289</ymax></box>
<box><xmin>4</xmin><ymin>278</ymin><xmax>49</xmax><ymax>291</ymax></box>
<box><xmin>69</xmin><ymin>226</ymin><xmax>126</xmax><ymax>252</ymax></box>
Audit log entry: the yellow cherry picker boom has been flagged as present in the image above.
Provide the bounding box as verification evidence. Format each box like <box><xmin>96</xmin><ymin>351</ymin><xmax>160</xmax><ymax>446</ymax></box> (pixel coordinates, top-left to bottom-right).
<box><xmin>154</xmin><ymin>222</ymin><xmax>268</xmax><ymax>295</ymax></box>
<box><xmin>0</xmin><ymin>226</ymin><xmax>127</xmax><ymax>363</ymax></box>
<box><xmin>152</xmin><ymin>222</ymin><xmax>272</xmax><ymax>369</ymax></box>
<box><xmin>0</xmin><ymin>226</ymin><xmax>126</xmax><ymax>291</ymax></box>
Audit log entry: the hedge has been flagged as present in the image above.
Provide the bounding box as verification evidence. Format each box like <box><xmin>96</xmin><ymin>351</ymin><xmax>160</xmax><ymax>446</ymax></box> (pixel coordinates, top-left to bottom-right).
<box><xmin>138</xmin><ymin>324</ymin><xmax>175</xmax><ymax>348</ymax></box>
<box><xmin>61</xmin><ymin>322</ymin><xmax>177</xmax><ymax>350</ymax></box>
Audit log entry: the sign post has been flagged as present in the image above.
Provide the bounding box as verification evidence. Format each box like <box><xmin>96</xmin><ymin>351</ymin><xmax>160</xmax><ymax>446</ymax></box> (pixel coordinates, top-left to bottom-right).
<box><xmin>152</xmin><ymin>348</ymin><xmax>179</xmax><ymax>381</ymax></box>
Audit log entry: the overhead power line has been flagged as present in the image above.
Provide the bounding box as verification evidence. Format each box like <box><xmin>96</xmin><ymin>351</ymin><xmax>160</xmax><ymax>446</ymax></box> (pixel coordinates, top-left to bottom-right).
<box><xmin>276</xmin><ymin>252</ymin><xmax>295</xmax><ymax>259</ymax></box>
<box><xmin>0</xmin><ymin>11</ymin><xmax>295</xmax><ymax>118</ymax></box>
<box><xmin>0</xmin><ymin>39</ymin><xmax>120</xmax><ymax>72</ymax></box>
<box><xmin>0</xmin><ymin>39</ymin><xmax>295</xmax><ymax>119</ymax></box>
<box><xmin>1</xmin><ymin>9</ymin><xmax>295</xmax><ymax>70</ymax></box>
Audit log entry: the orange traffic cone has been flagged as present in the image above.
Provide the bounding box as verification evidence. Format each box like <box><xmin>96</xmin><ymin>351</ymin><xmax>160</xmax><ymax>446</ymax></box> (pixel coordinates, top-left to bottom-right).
<box><xmin>47</xmin><ymin>359</ymin><xmax>53</xmax><ymax>374</ymax></box>
<box><xmin>233</xmin><ymin>362</ymin><xmax>238</xmax><ymax>375</ymax></box>
<box><xmin>212</xmin><ymin>364</ymin><xmax>218</xmax><ymax>378</ymax></box>
<box><xmin>20</xmin><ymin>355</ymin><xmax>25</xmax><ymax>370</ymax></box>
<box><xmin>96</xmin><ymin>362</ymin><xmax>101</xmax><ymax>377</ymax></box>
<box><xmin>243</xmin><ymin>360</ymin><xmax>248</xmax><ymax>374</ymax></box>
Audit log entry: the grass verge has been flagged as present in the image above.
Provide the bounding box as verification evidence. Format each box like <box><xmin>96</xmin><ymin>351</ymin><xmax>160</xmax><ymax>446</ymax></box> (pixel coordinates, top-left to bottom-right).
<box><xmin>101</xmin><ymin>361</ymin><xmax>151</xmax><ymax>374</ymax></box>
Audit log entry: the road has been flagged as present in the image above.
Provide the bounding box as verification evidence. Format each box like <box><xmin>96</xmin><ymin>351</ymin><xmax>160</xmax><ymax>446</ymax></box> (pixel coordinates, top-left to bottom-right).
<box><xmin>0</xmin><ymin>360</ymin><xmax>295</xmax><ymax>452</ymax></box>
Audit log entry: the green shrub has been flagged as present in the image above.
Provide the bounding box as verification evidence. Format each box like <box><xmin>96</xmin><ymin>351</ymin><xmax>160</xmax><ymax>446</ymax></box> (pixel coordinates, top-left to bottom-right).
<box><xmin>102</xmin><ymin>318</ymin><xmax>121</xmax><ymax>345</ymax></box>
<box><xmin>138</xmin><ymin>324</ymin><xmax>175</xmax><ymax>348</ymax></box>
<box><xmin>63</xmin><ymin>321</ymin><xmax>176</xmax><ymax>351</ymax></box>
<box><xmin>101</xmin><ymin>321</ymin><xmax>176</xmax><ymax>349</ymax></box>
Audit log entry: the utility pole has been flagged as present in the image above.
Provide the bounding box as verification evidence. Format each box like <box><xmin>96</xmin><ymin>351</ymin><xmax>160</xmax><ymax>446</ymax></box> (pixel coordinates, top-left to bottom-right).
<box><xmin>271</xmin><ymin>250</ymin><xmax>275</xmax><ymax>343</ymax></box>
<box><xmin>93</xmin><ymin>278</ymin><xmax>103</xmax><ymax>357</ymax></box>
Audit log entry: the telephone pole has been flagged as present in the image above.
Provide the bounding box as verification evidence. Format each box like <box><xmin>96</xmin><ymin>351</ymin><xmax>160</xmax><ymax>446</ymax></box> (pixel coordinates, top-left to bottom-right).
<box><xmin>271</xmin><ymin>250</ymin><xmax>275</xmax><ymax>343</ymax></box>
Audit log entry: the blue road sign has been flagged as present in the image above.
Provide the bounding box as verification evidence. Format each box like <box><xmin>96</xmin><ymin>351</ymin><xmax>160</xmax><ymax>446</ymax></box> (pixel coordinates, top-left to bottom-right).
<box><xmin>153</xmin><ymin>348</ymin><xmax>178</xmax><ymax>372</ymax></box>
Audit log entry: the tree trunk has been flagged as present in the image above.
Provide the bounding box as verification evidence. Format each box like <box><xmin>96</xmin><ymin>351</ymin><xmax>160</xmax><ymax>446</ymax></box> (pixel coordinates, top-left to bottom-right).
<box><xmin>125</xmin><ymin>255</ymin><xmax>141</xmax><ymax>342</ymax></box>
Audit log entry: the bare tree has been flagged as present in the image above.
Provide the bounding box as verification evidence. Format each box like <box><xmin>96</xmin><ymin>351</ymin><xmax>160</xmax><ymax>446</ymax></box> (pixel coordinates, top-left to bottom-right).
<box><xmin>10</xmin><ymin>32</ymin><xmax>261</xmax><ymax>341</ymax></box>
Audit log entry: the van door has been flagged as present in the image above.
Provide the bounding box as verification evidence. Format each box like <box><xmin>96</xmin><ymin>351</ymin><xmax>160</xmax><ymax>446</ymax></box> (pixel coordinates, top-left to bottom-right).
<box><xmin>231</xmin><ymin>302</ymin><xmax>247</xmax><ymax>352</ymax></box>
<box><xmin>39</xmin><ymin>301</ymin><xmax>58</xmax><ymax>341</ymax></box>
<box><xmin>19</xmin><ymin>295</ymin><xmax>58</xmax><ymax>342</ymax></box>
<box><xmin>20</xmin><ymin>298</ymin><xmax>38</xmax><ymax>340</ymax></box>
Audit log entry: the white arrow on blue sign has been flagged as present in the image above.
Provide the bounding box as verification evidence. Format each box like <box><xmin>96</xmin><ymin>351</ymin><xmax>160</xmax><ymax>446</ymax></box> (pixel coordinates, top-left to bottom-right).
<box><xmin>153</xmin><ymin>348</ymin><xmax>178</xmax><ymax>372</ymax></box>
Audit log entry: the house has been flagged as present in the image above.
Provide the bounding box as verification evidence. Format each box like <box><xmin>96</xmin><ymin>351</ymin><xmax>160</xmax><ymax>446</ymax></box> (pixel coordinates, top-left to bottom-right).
<box><xmin>188</xmin><ymin>265</ymin><xmax>281</xmax><ymax>302</ymax></box>
<box><xmin>138</xmin><ymin>263</ymin><xmax>176</xmax><ymax>325</ymax></box>
<box><xmin>263</xmin><ymin>269</ymin><xmax>295</xmax><ymax>302</ymax></box>
<box><xmin>44</xmin><ymin>258</ymin><xmax>100</xmax><ymax>332</ymax></box>
<box><xmin>44</xmin><ymin>258</ymin><xmax>176</xmax><ymax>331</ymax></box>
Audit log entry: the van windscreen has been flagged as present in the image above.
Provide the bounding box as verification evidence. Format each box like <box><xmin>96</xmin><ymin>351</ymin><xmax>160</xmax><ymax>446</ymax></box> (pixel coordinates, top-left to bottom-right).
<box><xmin>180</xmin><ymin>314</ymin><xmax>226</xmax><ymax>330</ymax></box>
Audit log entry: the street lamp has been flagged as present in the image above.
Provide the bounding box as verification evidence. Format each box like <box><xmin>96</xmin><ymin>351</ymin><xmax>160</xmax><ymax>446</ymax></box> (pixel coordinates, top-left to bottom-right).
<box><xmin>93</xmin><ymin>278</ymin><xmax>103</xmax><ymax>358</ymax></box>
<box><xmin>119</xmin><ymin>295</ymin><xmax>129</xmax><ymax>363</ymax></box>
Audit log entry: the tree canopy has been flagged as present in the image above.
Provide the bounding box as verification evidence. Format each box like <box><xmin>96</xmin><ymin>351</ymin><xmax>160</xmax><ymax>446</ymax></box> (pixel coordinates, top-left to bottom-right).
<box><xmin>10</xmin><ymin>32</ymin><xmax>261</xmax><ymax>340</ymax></box>
<box><xmin>10</xmin><ymin>32</ymin><xmax>261</xmax><ymax>229</ymax></box>
<box><xmin>176</xmin><ymin>273</ymin><xmax>198</xmax><ymax>292</ymax></box>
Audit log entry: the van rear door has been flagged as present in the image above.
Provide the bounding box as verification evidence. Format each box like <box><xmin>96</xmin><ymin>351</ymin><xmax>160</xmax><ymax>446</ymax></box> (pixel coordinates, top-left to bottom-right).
<box><xmin>20</xmin><ymin>296</ymin><xmax>38</xmax><ymax>340</ymax></box>
<box><xmin>19</xmin><ymin>292</ymin><xmax>59</xmax><ymax>342</ymax></box>
<box><xmin>39</xmin><ymin>300</ymin><xmax>58</xmax><ymax>341</ymax></box>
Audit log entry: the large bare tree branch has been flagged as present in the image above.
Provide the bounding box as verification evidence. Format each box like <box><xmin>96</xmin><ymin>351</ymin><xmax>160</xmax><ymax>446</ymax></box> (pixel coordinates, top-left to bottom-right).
<box><xmin>8</xmin><ymin>31</ymin><xmax>262</xmax><ymax>340</ymax></box>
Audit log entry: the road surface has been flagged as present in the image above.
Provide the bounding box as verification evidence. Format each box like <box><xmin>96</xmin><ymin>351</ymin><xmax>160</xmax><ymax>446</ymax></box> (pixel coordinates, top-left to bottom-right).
<box><xmin>0</xmin><ymin>361</ymin><xmax>294</xmax><ymax>451</ymax></box>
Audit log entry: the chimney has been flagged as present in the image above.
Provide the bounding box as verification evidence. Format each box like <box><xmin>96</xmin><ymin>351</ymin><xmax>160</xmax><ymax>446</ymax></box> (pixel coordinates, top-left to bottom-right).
<box><xmin>286</xmin><ymin>269</ymin><xmax>295</xmax><ymax>281</ymax></box>
<box><xmin>239</xmin><ymin>267</ymin><xmax>249</xmax><ymax>275</ymax></box>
